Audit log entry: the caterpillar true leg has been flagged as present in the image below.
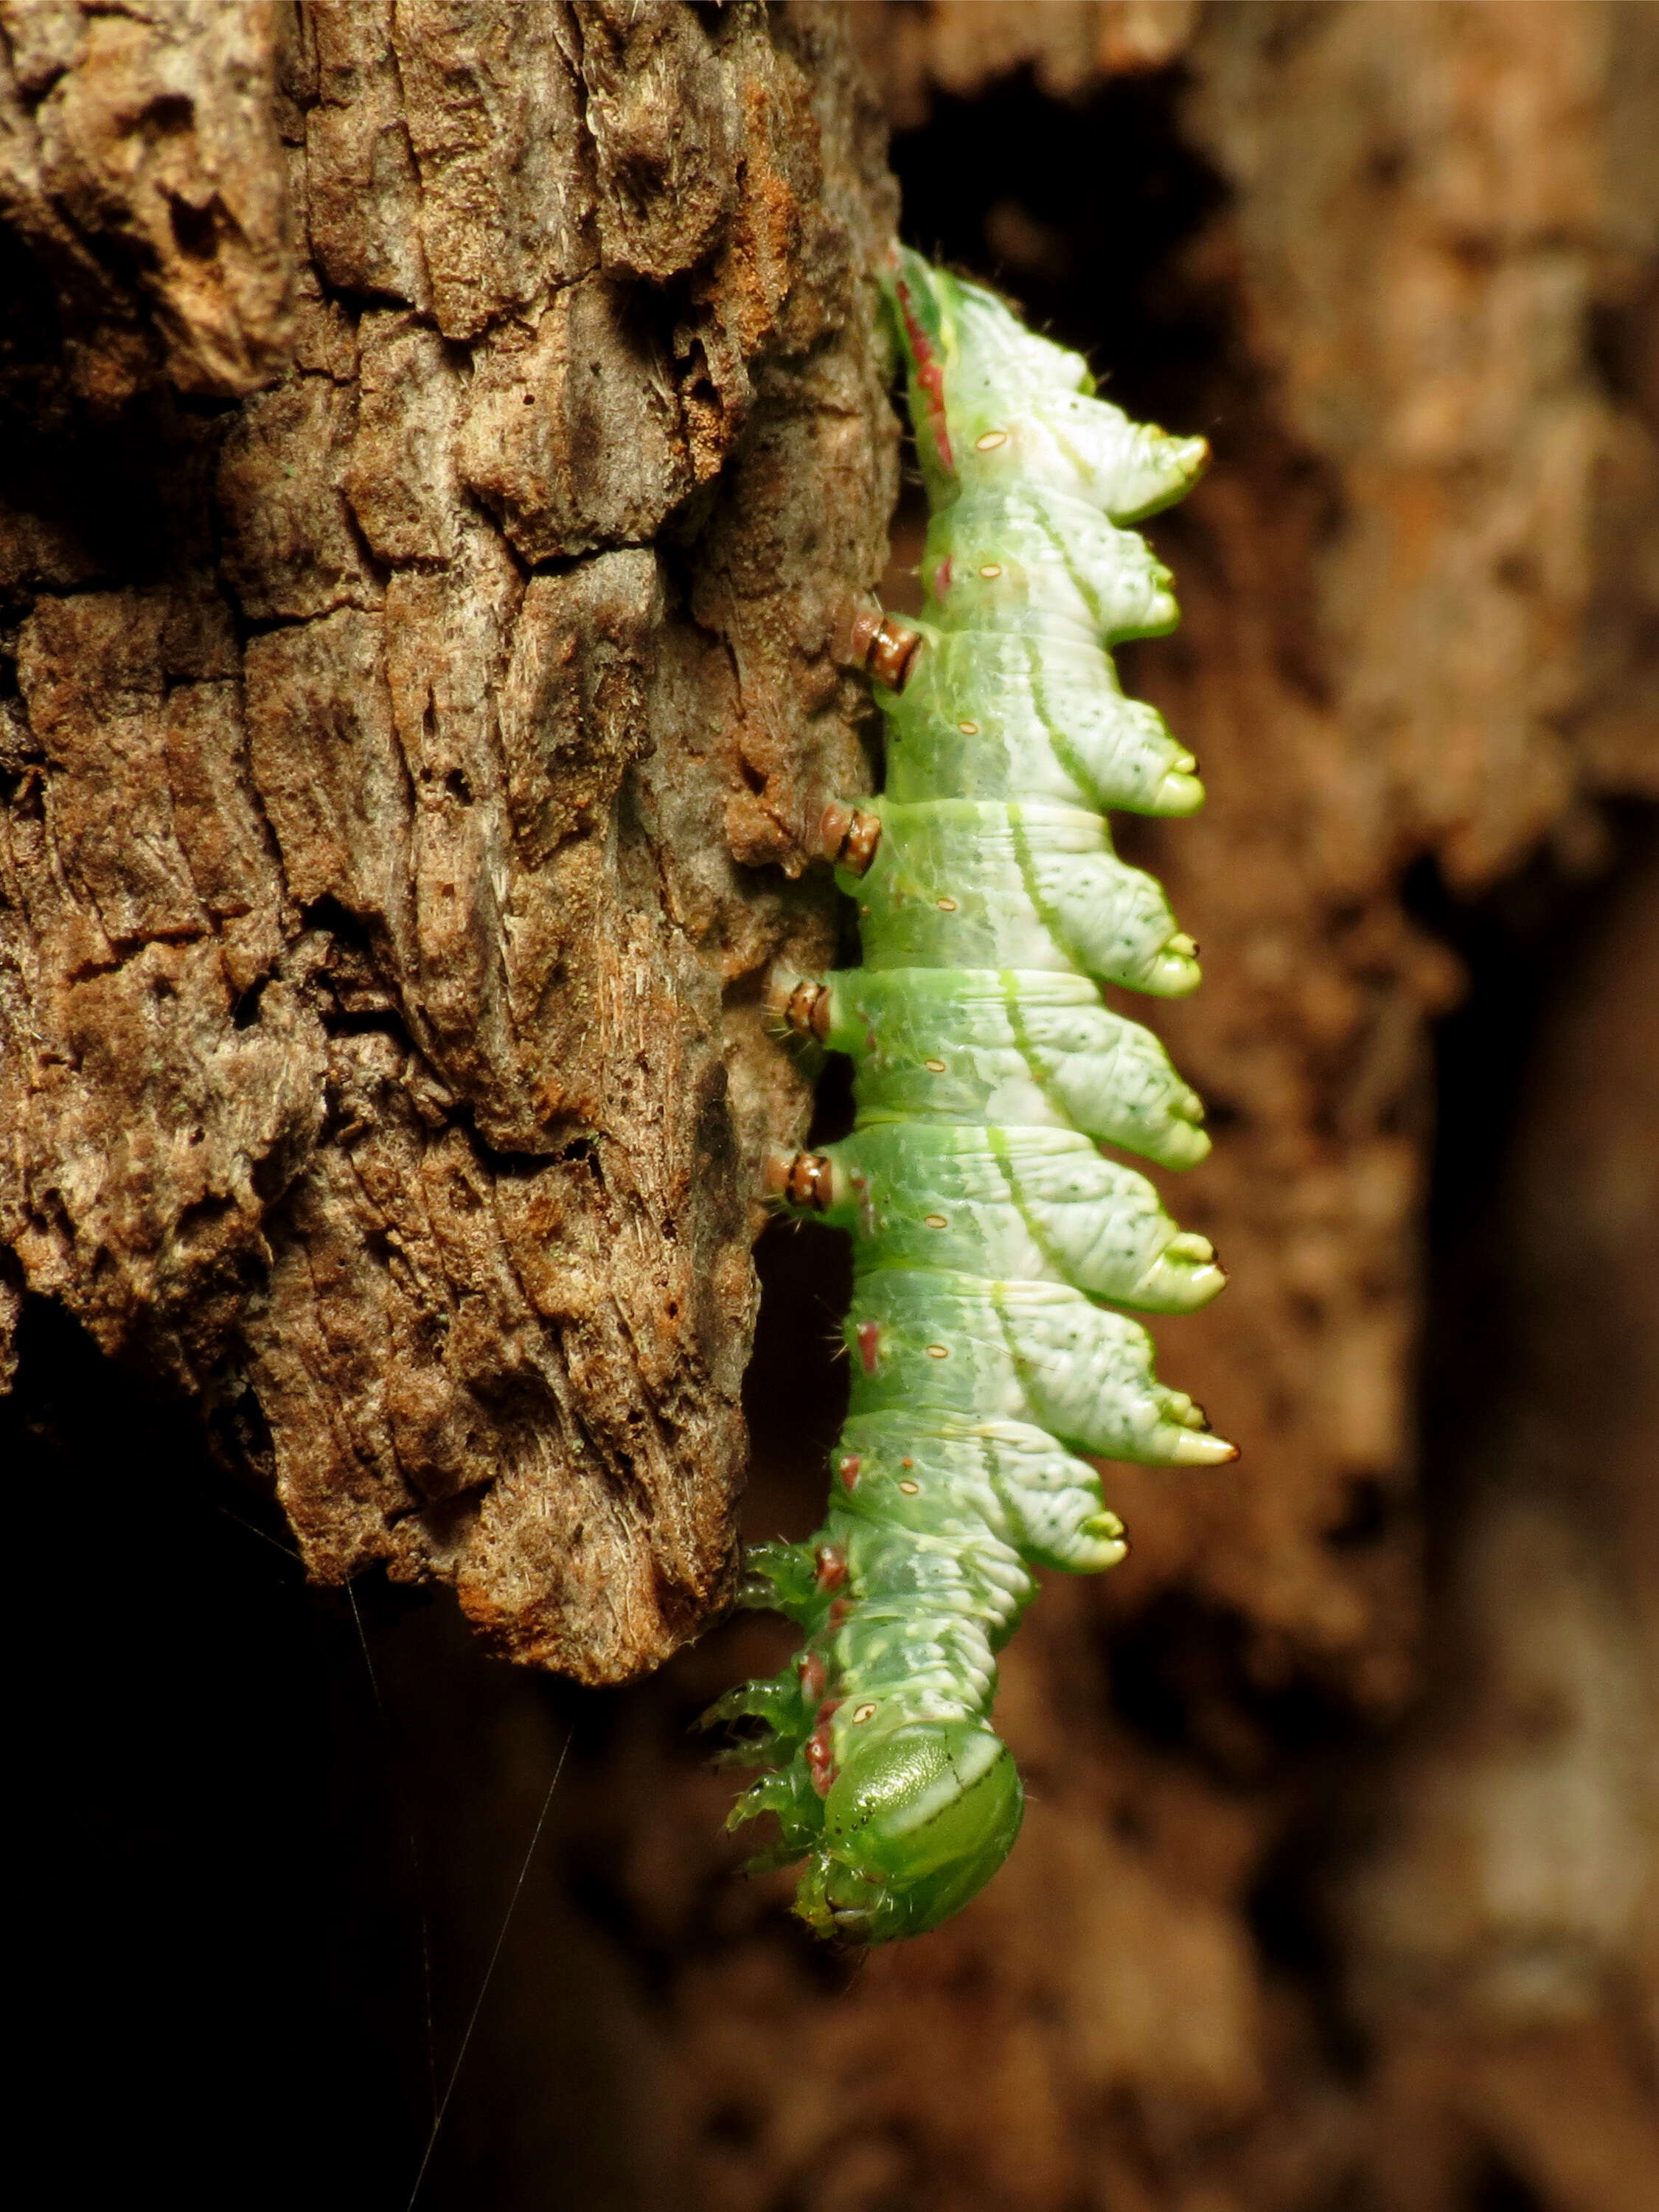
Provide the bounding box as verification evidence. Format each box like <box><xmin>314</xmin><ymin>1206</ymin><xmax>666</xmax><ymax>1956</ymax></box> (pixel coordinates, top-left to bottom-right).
<box><xmin>712</xmin><ymin>251</ymin><xmax>1233</xmax><ymax>1945</ymax></box>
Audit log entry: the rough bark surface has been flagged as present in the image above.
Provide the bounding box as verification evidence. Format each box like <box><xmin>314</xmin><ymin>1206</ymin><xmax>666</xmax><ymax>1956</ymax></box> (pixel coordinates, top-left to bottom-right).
<box><xmin>0</xmin><ymin>0</ymin><xmax>897</xmax><ymax>1680</ymax></box>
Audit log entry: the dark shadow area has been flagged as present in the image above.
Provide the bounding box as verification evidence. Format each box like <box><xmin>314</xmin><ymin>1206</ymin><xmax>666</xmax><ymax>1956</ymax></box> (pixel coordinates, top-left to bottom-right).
<box><xmin>1108</xmin><ymin>1589</ymin><xmax>1359</xmax><ymax>1790</ymax></box>
<box><xmin>888</xmin><ymin>65</ymin><xmax>1230</xmax><ymax>436</ymax></box>
<box><xmin>5</xmin><ymin>1298</ymin><xmax>661</xmax><ymax>2211</ymax></box>
<box><xmin>7</xmin><ymin>1298</ymin><xmax>431</xmax><ymax>2205</ymax></box>
<box><xmin>7</xmin><ymin>1186</ymin><xmax>863</xmax><ymax>2208</ymax></box>
<box><xmin>1472</xmin><ymin>2156</ymin><xmax>1550</xmax><ymax>2212</ymax></box>
<box><xmin>1405</xmin><ymin>800</ymin><xmax>1659</xmax><ymax>1565</ymax></box>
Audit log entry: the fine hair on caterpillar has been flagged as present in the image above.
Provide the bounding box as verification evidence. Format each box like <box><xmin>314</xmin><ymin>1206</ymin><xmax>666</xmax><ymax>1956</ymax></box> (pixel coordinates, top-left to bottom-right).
<box><xmin>706</xmin><ymin>248</ymin><xmax>1234</xmax><ymax>1946</ymax></box>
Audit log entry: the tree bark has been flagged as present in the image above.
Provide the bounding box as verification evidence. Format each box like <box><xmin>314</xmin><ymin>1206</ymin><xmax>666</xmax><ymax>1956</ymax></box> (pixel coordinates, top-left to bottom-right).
<box><xmin>0</xmin><ymin>0</ymin><xmax>897</xmax><ymax>1680</ymax></box>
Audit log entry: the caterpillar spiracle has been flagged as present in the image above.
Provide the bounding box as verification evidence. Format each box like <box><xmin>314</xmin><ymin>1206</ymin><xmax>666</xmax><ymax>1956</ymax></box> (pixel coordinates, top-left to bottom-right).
<box><xmin>707</xmin><ymin>251</ymin><xmax>1234</xmax><ymax>1944</ymax></box>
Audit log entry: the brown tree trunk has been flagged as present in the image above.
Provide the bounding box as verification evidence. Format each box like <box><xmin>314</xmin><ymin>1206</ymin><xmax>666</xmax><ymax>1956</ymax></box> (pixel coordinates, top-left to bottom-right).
<box><xmin>0</xmin><ymin>0</ymin><xmax>895</xmax><ymax>1679</ymax></box>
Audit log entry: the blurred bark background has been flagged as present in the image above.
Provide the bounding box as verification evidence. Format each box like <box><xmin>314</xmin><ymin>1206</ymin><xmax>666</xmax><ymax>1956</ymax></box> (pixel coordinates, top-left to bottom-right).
<box><xmin>5</xmin><ymin>4</ymin><xmax>1656</xmax><ymax>2211</ymax></box>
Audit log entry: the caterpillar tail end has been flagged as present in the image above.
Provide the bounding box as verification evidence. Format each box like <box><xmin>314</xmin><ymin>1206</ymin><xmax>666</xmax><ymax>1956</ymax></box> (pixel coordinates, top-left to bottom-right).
<box><xmin>792</xmin><ymin>1722</ymin><xmax>1025</xmax><ymax>1947</ymax></box>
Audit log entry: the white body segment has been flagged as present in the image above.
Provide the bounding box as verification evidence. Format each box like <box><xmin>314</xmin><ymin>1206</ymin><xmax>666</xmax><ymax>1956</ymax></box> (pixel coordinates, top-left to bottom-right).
<box><xmin>827</xmin><ymin>1124</ymin><xmax>1222</xmax><ymax>1312</ymax></box>
<box><xmin>847</xmin><ymin>1269</ymin><xmax>1231</xmax><ymax>1467</ymax></box>
<box><xmin>849</xmin><ymin>801</ymin><xmax>1202</xmax><ymax>997</ymax></box>
<box><xmin>824</xmin><ymin>968</ymin><xmax>1212</xmax><ymax>1166</ymax></box>
<box><xmin>883</xmin><ymin>630</ymin><xmax>1203</xmax><ymax>815</ymax></box>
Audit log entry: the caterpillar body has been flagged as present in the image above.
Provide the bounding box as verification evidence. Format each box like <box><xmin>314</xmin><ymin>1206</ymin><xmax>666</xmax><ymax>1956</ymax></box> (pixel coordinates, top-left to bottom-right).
<box><xmin>709</xmin><ymin>251</ymin><xmax>1233</xmax><ymax>1944</ymax></box>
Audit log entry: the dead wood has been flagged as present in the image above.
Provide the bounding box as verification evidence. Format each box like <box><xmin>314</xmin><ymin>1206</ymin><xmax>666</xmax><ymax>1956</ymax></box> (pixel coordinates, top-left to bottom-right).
<box><xmin>0</xmin><ymin>0</ymin><xmax>897</xmax><ymax>1680</ymax></box>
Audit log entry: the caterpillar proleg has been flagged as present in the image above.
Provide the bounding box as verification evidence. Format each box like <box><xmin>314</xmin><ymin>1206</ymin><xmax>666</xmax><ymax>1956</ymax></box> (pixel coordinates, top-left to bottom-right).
<box><xmin>709</xmin><ymin>251</ymin><xmax>1233</xmax><ymax>1944</ymax></box>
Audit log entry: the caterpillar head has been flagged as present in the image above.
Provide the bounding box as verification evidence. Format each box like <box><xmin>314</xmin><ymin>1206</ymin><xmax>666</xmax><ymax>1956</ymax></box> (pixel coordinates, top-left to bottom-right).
<box><xmin>881</xmin><ymin>246</ymin><xmax>1206</xmax><ymax>524</ymax></box>
<box><xmin>793</xmin><ymin>1720</ymin><xmax>1023</xmax><ymax>1944</ymax></box>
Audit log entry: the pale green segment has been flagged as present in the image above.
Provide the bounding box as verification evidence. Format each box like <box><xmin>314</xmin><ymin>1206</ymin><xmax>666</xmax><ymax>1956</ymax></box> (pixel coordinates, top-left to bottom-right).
<box><xmin>844</xmin><ymin>799</ymin><xmax>1200</xmax><ymax>998</ymax></box>
<box><xmin>944</xmin><ymin>392</ymin><xmax>1206</xmax><ymax>526</ymax></box>
<box><xmin>720</xmin><ymin>1405</ymin><xmax>1126</xmax><ymax>1859</ymax></box>
<box><xmin>722</xmin><ymin>1412</ymin><xmax>1117</xmax><ymax>1744</ymax></box>
<box><xmin>813</xmin><ymin>1585</ymin><xmax>1006</xmax><ymax>1717</ymax></box>
<box><xmin>887</xmin><ymin>248</ymin><xmax>1208</xmax><ymax>522</ymax></box>
<box><xmin>817</xmin><ymin>966</ymin><xmax>1210</xmax><ymax>1169</ymax></box>
<box><xmin>795</xmin><ymin>1722</ymin><xmax>1023</xmax><ymax>1942</ymax></box>
<box><xmin>818</xmin><ymin>1124</ymin><xmax>1223</xmax><ymax>1315</ymax></box>
<box><xmin>845</xmin><ymin>1267</ymin><xmax>1228</xmax><ymax>1466</ymax></box>
<box><xmin>881</xmin><ymin>627</ymin><xmax>1203</xmax><ymax>817</ymax></box>
<box><xmin>922</xmin><ymin>490</ymin><xmax>1178</xmax><ymax>650</ymax></box>
<box><xmin>835</xmin><ymin>1412</ymin><xmax>1124</xmax><ymax>1576</ymax></box>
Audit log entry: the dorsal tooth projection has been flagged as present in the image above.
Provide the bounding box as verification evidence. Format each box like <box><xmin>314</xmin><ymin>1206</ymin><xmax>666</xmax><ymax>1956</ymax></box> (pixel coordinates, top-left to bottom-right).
<box><xmin>708</xmin><ymin>249</ymin><xmax>1234</xmax><ymax>1946</ymax></box>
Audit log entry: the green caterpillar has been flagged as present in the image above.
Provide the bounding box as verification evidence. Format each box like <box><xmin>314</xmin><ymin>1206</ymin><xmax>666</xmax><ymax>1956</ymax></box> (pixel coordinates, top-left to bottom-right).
<box><xmin>707</xmin><ymin>251</ymin><xmax>1233</xmax><ymax>1944</ymax></box>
